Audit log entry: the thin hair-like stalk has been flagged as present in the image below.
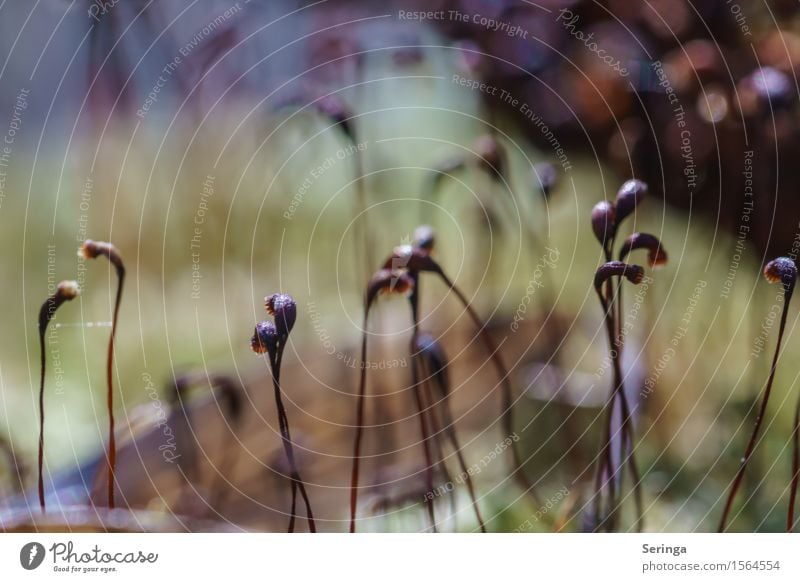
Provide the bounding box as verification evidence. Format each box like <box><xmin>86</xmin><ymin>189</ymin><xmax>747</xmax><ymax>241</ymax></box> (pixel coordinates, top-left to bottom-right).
<box><xmin>614</xmin><ymin>233</ymin><xmax>667</xmax><ymax>531</ymax></box>
<box><xmin>718</xmin><ymin>257</ymin><xmax>796</xmax><ymax>532</ymax></box>
<box><xmin>592</xmin><ymin>262</ymin><xmax>645</xmax><ymax>531</ymax></box>
<box><xmin>272</xmin><ymin>343</ymin><xmax>315</xmax><ymax>532</ymax></box>
<box><xmin>416</xmin><ymin>333</ymin><xmax>486</xmax><ymax>532</ymax></box>
<box><xmin>37</xmin><ymin>281</ymin><xmax>80</xmax><ymax>513</ymax></box>
<box><xmin>403</xmin><ymin>230</ymin><xmax>485</xmax><ymax>531</ymax></box>
<box><xmin>407</xmin><ymin>261</ymin><xmax>437</xmax><ymax>531</ymax></box>
<box><xmin>416</xmin><ymin>371</ymin><xmax>458</xmax><ymax>528</ymax></box>
<box><xmin>384</xmin><ymin>244</ymin><xmax>541</xmax><ymax>504</ymax></box>
<box><xmin>588</xmin><ymin>183</ymin><xmax>648</xmax><ymax>531</ymax></box>
<box><xmin>411</xmin><ymin>355</ymin><xmax>437</xmax><ymax>532</ymax></box>
<box><xmin>350</xmin><ymin>306</ymin><xmax>369</xmax><ymax>533</ymax></box>
<box><xmin>349</xmin><ymin>270</ymin><xmax>414</xmax><ymax>532</ymax></box>
<box><xmin>80</xmin><ymin>240</ymin><xmax>125</xmax><ymax>509</ymax></box>
<box><xmin>254</xmin><ymin>294</ymin><xmax>315</xmax><ymax>532</ymax></box>
<box><xmin>592</xmin><ymin>277</ymin><xmax>620</xmax><ymax>530</ymax></box>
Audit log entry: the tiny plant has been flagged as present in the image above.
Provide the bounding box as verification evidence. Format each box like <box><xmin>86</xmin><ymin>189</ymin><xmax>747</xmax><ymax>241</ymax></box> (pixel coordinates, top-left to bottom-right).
<box><xmin>354</xmin><ymin>229</ymin><xmax>493</xmax><ymax>532</ymax></box>
<box><xmin>37</xmin><ymin>280</ymin><xmax>80</xmax><ymax>512</ymax></box>
<box><xmin>719</xmin><ymin>257</ymin><xmax>797</xmax><ymax>532</ymax></box>
<box><xmin>589</xmin><ymin>179</ymin><xmax>654</xmax><ymax>532</ymax></box>
<box><xmin>592</xmin><ymin>262</ymin><xmax>645</xmax><ymax>531</ymax></box>
<box><xmin>616</xmin><ymin>232</ymin><xmax>667</xmax><ymax>527</ymax></box>
<box><xmin>407</xmin><ymin>227</ymin><xmax>440</xmax><ymax>531</ymax></box>
<box><xmin>251</xmin><ymin>293</ymin><xmax>315</xmax><ymax>533</ymax></box>
<box><xmin>79</xmin><ymin>239</ymin><xmax>125</xmax><ymax>509</ymax></box>
<box><xmin>382</xmin><ymin>237</ymin><xmax>541</xmax><ymax>504</ymax></box>
<box><xmin>350</xmin><ymin>268</ymin><xmax>415</xmax><ymax>532</ymax></box>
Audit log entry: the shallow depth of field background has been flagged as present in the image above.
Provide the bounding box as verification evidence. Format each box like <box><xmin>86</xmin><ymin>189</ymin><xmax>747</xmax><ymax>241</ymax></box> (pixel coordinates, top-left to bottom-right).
<box><xmin>1</xmin><ymin>0</ymin><xmax>799</xmax><ymax>532</ymax></box>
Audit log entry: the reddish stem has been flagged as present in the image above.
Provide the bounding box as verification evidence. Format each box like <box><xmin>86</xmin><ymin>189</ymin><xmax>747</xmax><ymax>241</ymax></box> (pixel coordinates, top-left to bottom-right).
<box><xmin>271</xmin><ymin>346</ymin><xmax>315</xmax><ymax>532</ymax></box>
<box><xmin>411</xmin><ymin>355</ymin><xmax>437</xmax><ymax>532</ymax></box>
<box><xmin>425</xmin><ymin>358</ymin><xmax>487</xmax><ymax>532</ymax></box>
<box><xmin>593</xmin><ymin>282</ymin><xmax>621</xmax><ymax>531</ymax></box>
<box><xmin>349</xmin><ymin>307</ymin><xmax>370</xmax><ymax>533</ymax></box>
<box><xmin>106</xmin><ymin>261</ymin><xmax>124</xmax><ymax>509</ymax></box>
<box><xmin>718</xmin><ymin>291</ymin><xmax>791</xmax><ymax>532</ymax></box>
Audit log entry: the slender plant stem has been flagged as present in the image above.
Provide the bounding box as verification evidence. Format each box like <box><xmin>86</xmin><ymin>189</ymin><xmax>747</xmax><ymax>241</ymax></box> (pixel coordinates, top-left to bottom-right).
<box><xmin>350</xmin><ymin>307</ymin><xmax>370</xmax><ymax>532</ymax></box>
<box><xmin>106</xmin><ymin>264</ymin><xmax>124</xmax><ymax>509</ymax></box>
<box><xmin>408</xmin><ymin>271</ymin><xmax>444</xmax><ymax>533</ymax></box>
<box><xmin>411</xmin><ymin>355</ymin><xmax>437</xmax><ymax>532</ymax></box>
<box><xmin>271</xmin><ymin>356</ymin><xmax>296</xmax><ymax>533</ymax></box>
<box><xmin>617</xmin><ymin>386</ymin><xmax>645</xmax><ymax>532</ymax></box>
<box><xmin>603</xmin><ymin>248</ymin><xmax>619</xmax><ymax>527</ymax></box>
<box><xmin>718</xmin><ymin>292</ymin><xmax>791</xmax><ymax>532</ymax></box>
<box><xmin>593</xmin><ymin>281</ymin><xmax>624</xmax><ymax>532</ymax></box>
<box><xmin>269</xmin><ymin>350</ymin><xmax>296</xmax><ymax>532</ymax></box>
<box><xmin>609</xmin><ymin>279</ymin><xmax>645</xmax><ymax>531</ymax></box>
<box><xmin>37</xmin><ymin>301</ymin><xmax>52</xmax><ymax>513</ymax></box>
<box><xmin>271</xmin><ymin>346</ymin><xmax>315</xmax><ymax>532</ymax></box>
<box><xmin>419</xmin><ymin>378</ymin><xmax>458</xmax><ymax>528</ymax></box>
<box><xmin>280</xmin><ymin>408</ymin><xmax>298</xmax><ymax>533</ymax></box>
<box><xmin>37</xmin><ymin>289</ymin><xmax>75</xmax><ymax>513</ymax></box>
<box><xmin>436</xmin><ymin>270</ymin><xmax>541</xmax><ymax>505</ymax></box>
<box><xmin>427</xmin><ymin>358</ymin><xmax>486</xmax><ymax>532</ymax></box>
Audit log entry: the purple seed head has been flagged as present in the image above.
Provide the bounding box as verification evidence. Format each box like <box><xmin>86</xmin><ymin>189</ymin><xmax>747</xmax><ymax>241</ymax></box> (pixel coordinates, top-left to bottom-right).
<box><xmin>56</xmin><ymin>280</ymin><xmax>80</xmax><ymax>301</ymax></box>
<box><xmin>265</xmin><ymin>293</ymin><xmax>297</xmax><ymax>337</ymax></box>
<box><xmin>591</xmin><ymin>200</ymin><xmax>616</xmax><ymax>249</ymax></box>
<box><xmin>594</xmin><ymin>261</ymin><xmax>645</xmax><ymax>291</ymax></box>
<box><xmin>366</xmin><ymin>268</ymin><xmax>415</xmax><ymax>307</ymax></box>
<box><xmin>619</xmin><ymin>233</ymin><xmax>668</xmax><ymax>268</ymax></box>
<box><xmin>615</xmin><ymin>179</ymin><xmax>648</xmax><ymax>225</ymax></box>
<box><xmin>251</xmin><ymin>320</ymin><xmax>278</xmax><ymax>356</ymax></box>
<box><xmin>764</xmin><ymin>257</ymin><xmax>798</xmax><ymax>294</ymax></box>
<box><xmin>78</xmin><ymin>240</ymin><xmax>125</xmax><ymax>277</ymax></box>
